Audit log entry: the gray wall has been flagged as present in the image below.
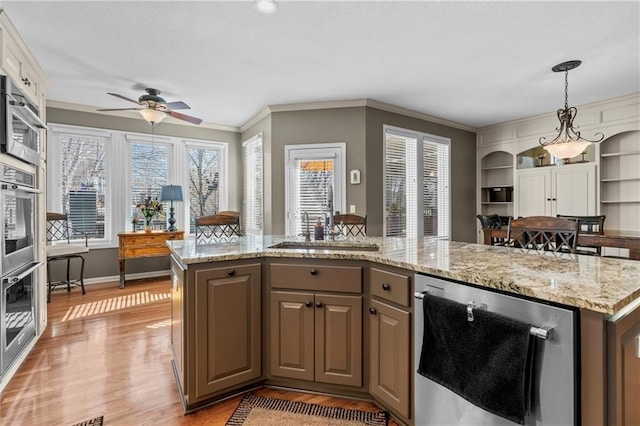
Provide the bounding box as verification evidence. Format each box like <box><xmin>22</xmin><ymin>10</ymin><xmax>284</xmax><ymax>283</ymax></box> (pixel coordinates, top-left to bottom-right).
<box><xmin>365</xmin><ymin>107</ymin><xmax>477</xmax><ymax>242</ymax></box>
<box><xmin>46</xmin><ymin>107</ymin><xmax>241</xmax><ymax>279</ymax></box>
<box><xmin>270</xmin><ymin>107</ymin><xmax>367</xmax><ymax>235</ymax></box>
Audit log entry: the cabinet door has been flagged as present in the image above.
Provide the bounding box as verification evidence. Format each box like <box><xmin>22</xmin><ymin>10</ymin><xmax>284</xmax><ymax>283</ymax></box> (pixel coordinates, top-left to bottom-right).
<box><xmin>193</xmin><ymin>264</ymin><xmax>261</xmax><ymax>399</ymax></box>
<box><xmin>270</xmin><ymin>291</ymin><xmax>315</xmax><ymax>381</ymax></box>
<box><xmin>515</xmin><ymin>169</ymin><xmax>551</xmax><ymax>217</ymax></box>
<box><xmin>369</xmin><ymin>299</ymin><xmax>410</xmax><ymax>418</ymax></box>
<box><xmin>553</xmin><ymin>164</ymin><xmax>596</xmax><ymax>216</ymax></box>
<box><xmin>315</xmin><ymin>294</ymin><xmax>362</xmax><ymax>387</ymax></box>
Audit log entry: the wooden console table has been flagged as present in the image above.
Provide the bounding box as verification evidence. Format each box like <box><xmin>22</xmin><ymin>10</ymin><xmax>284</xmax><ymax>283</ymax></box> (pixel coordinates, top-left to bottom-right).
<box><xmin>118</xmin><ymin>230</ymin><xmax>184</xmax><ymax>288</ymax></box>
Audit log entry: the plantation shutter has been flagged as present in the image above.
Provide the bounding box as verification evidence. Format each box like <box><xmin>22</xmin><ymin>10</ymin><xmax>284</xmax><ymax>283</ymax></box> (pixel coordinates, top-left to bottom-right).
<box><xmin>129</xmin><ymin>142</ymin><xmax>170</xmax><ymax>228</ymax></box>
<box><xmin>243</xmin><ymin>134</ymin><xmax>263</xmax><ymax>236</ymax></box>
<box><xmin>423</xmin><ymin>139</ymin><xmax>450</xmax><ymax>238</ymax></box>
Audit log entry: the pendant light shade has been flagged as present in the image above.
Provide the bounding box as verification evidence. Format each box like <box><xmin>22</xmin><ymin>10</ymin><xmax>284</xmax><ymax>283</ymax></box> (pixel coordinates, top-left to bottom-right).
<box><xmin>139</xmin><ymin>108</ymin><xmax>166</xmax><ymax>124</ymax></box>
<box><xmin>539</xmin><ymin>60</ymin><xmax>604</xmax><ymax>159</ymax></box>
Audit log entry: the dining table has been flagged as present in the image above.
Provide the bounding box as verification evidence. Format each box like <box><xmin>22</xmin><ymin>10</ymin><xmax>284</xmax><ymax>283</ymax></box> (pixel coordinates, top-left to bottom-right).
<box><xmin>482</xmin><ymin>228</ymin><xmax>640</xmax><ymax>260</ymax></box>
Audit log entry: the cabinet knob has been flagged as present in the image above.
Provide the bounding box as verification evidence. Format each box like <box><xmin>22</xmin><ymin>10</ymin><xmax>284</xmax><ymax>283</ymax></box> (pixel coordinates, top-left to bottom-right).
<box><xmin>305</xmin><ymin>301</ymin><xmax>313</xmax><ymax>308</ymax></box>
<box><xmin>315</xmin><ymin>301</ymin><xmax>322</xmax><ymax>308</ymax></box>
<box><xmin>546</xmin><ymin>198</ymin><xmax>551</xmax><ymax>201</ymax></box>
<box><xmin>382</xmin><ymin>283</ymin><xmax>390</xmax><ymax>291</ymax></box>
<box><xmin>310</xmin><ymin>269</ymin><xmax>318</xmax><ymax>276</ymax></box>
<box><xmin>227</xmin><ymin>269</ymin><xmax>235</xmax><ymax>276</ymax></box>
<box><xmin>552</xmin><ymin>198</ymin><xmax>557</xmax><ymax>201</ymax></box>
<box><xmin>369</xmin><ymin>307</ymin><xmax>377</xmax><ymax>315</ymax></box>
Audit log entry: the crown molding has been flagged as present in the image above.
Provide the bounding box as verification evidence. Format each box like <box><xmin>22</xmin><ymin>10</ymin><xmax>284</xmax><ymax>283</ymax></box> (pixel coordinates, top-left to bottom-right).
<box><xmin>239</xmin><ymin>98</ymin><xmax>476</xmax><ymax>133</ymax></box>
<box><xmin>46</xmin><ymin>100</ymin><xmax>240</xmax><ymax>133</ymax></box>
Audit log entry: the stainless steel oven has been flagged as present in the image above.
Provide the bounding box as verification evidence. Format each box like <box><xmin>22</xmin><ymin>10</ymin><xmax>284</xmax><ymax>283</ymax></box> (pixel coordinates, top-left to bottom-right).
<box><xmin>1</xmin><ymin>75</ymin><xmax>48</xmax><ymax>166</ymax></box>
<box><xmin>1</xmin><ymin>261</ymin><xmax>40</xmax><ymax>372</ymax></box>
<box><xmin>1</xmin><ymin>163</ymin><xmax>39</xmax><ymax>275</ymax></box>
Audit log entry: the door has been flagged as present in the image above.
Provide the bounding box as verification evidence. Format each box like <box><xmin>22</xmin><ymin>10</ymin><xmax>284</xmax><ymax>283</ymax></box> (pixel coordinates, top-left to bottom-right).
<box><xmin>515</xmin><ymin>168</ymin><xmax>551</xmax><ymax>217</ymax></box>
<box><xmin>270</xmin><ymin>290</ymin><xmax>315</xmax><ymax>381</ymax></box>
<box><xmin>193</xmin><ymin>263</ymin><xmax>261</xmax><ymax>398</ymax></box>
<box><xmin>369</xmin><ymin>299</ymin><xmax>410</xmax><ymax>417</ymax></box>
<box><xmin>553</xmin><ymin>163</ymin><xmax>596</xmax><ymax>216</ymax></box>
<box><xmin>315</xmin><ymin>293</ymin><xmax>362</xmax><ymax>387</ymax></box>
<box><xmin>284</xmin><ymin>144</ymin><xmax>346</xmax><ymax>236</ymax></box>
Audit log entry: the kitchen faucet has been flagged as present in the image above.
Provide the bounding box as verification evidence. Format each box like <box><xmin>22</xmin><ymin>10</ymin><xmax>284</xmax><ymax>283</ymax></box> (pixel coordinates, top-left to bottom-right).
<box><xmin>301</xmin><ymin>211</ymin><xmax>311</xmax><ymax>242</ymax></box>
<box><xmin>326</xmin><ymin>184</ymin><xmax>339</xmax><ymax>241</ymax></box>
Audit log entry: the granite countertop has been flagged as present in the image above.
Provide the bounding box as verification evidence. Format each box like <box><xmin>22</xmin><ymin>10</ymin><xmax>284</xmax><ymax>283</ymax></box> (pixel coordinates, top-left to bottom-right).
<box><xmin>167</xmin><ymin>235</ymin><xmax>640</xmax><ymax>315</ymax></box>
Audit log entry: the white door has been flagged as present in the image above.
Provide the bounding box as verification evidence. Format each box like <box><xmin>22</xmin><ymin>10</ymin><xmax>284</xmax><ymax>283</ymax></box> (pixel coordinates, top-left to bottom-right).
<box><xmin>553</xmin><ymin>164</ymin><xmax>596</xmax><ymax>216</ymax></box>
<box><xmin>515</xmin><ymin>169</ymin><xmax>551</xmax><ymax>217</ymax></box>
<box><xmin>284</xmin><ymin>144</ymin><xmax>345</xmax><ymax>236</ymax></box>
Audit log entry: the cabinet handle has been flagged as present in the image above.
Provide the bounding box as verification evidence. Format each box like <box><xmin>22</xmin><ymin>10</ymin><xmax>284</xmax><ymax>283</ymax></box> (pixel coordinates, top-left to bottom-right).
<box><xmin>546</xmin><ymin>198</ymin><xmax>551</xmax><ymax>201</ymax></box>
<box><xmin>305</xmin><ymin>301</ymin><xmax>313</xmax><ymax>308</ymax></box>
<box><xmin>552</xmin><ymin>198</ymin><xmax>557</xmax><ymax>201</ymax></box>
<box><xmin>315</xmin><ymin>301</ymin><xmax>322</xmax><ymax>308</ymax></box>
<box><xmin>310</xmin><ymin>269</ymin><xmax>318</xmax><ymax>276</ymax></box>
<box><xmin>369</xmin><ymin>307</ymin><xmax>377</xmax><ymax>315</ymax></box>
<box><xmin>382</xmin><ymin>283</ymin><xmax>390</xmax><ymax>291</ymax></box>
<box><xmin>227</xmin><ymin>269</ymin><xmax>235</xmax><ymax>276</ymax></box>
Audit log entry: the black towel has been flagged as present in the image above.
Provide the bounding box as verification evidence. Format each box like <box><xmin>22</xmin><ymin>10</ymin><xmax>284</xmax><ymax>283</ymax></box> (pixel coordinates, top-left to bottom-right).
<box><xmin>418</xmin><ymin>293</ymin><xmax>536</xmax><ymax>425</ymax></box>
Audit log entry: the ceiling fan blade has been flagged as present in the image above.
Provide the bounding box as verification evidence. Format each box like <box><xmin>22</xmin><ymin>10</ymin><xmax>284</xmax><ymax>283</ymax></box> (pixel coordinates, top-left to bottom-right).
<box><xmin>167</xmin><ymin>110</ymin><xmax>203</xmax><ymax>125</ymax></box>
<box><xmin>164</xmin><ymin>101</ymin><xmax>190</xmax><ymax>110</ymax></box>
<box><xmin>107</xmin><ymin>92</ymin><xmax>142</xmax><ymax>105</ymax></box>
<box><xmin>97</xmin><ymin>107</ymin><xmax>142</xmax><ymax>111</ymax></box>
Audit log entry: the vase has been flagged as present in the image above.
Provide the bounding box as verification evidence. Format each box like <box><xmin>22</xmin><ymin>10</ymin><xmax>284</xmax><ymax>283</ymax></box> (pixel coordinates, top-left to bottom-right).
<box><xmin>144</xmin><ymin>217</ymin><xmax>153</xmax><ymax>232</ymax></box>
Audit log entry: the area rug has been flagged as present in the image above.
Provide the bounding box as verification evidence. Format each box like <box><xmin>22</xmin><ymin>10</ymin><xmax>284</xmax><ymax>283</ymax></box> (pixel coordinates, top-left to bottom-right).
<box><xmin>226</xmin><ymin>393</ymin><xmax>388</xmax><ymax>425</ymax></box>
<box><xmin>71</xmin><ymin>416</ymin><xmax>103</xmax><ymax>426</ymax></box>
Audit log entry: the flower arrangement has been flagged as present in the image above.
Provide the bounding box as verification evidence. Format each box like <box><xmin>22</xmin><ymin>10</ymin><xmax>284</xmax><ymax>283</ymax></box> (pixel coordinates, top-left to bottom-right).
<box><xmin>136</xmin><ymin>195</ymin><xmax>163</xmax><ymax>230</ymax></box>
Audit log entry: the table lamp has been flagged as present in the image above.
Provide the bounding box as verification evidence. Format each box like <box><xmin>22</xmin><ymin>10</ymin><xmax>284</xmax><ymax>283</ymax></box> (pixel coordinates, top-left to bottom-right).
<box><xmin>160</xmin><ymin>185</ymin><xmax>183</xmax><ymax>232</ymax></box>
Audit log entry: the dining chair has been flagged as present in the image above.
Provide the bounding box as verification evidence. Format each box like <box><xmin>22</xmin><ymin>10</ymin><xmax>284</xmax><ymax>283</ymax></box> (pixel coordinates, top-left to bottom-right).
<box><xmin>46</xmin><ymin>213</ymin><xmax>89</xmax><ymax>303</ymax></box>
<box><xmin>505</xmin><ymin>216</ymin><xmax>579</xmax><ymax>253</ymax></box>
<box><xmin>476</xmin><ymin>214</ymin><xmax>512</xmax><ymax>245</ymax></box>
<box><xmin>556</xmin><ymin>215</ymin><xmax>606</xmax><ymax>255</ymax></box>
<box><xmin>333</xmin><ymin>213</ymin><xmax>367</xmax><ymax>238</ymax></box>
<box><xmin>195</xmin><ymin>212</ymin><xmax>243</xmax><ymax>242</ymax></box>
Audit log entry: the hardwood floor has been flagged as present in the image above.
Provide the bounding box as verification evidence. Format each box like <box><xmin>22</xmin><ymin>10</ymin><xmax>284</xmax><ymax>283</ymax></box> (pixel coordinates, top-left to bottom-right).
<box><xmin>0</xmin><ymin>278</ymin><xmax>397</xmax><ymax>425</ymax></box>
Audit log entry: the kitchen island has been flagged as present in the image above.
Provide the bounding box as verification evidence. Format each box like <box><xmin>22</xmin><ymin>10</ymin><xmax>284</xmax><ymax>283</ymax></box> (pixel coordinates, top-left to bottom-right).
<box><xmin>167</xmin><ymin>236</ymin><xmax>640</xmax><ymax>425</ymax></box>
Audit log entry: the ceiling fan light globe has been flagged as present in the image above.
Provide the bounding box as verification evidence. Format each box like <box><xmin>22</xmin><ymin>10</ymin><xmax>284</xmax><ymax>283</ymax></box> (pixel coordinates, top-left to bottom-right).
<box><xmin>139</xmin><ymin>108</ymin><xmax>166</xmax><ymax>124</ymax></box>
<box><xmin>255</xmin><ymin>0</ymin><xmax>278</xmax><ymax>15</ymax></box>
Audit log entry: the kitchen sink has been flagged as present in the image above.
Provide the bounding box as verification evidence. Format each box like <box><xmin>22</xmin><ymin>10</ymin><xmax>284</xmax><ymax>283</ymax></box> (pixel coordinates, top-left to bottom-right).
<box><xmin>268</xmin><ymin>241</ymin><xmax>380</xmax><ymax>251</ymax></box>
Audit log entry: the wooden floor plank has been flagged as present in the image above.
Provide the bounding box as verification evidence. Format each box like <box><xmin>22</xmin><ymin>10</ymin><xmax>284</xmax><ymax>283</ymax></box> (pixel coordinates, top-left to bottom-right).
<box><xmin>0</xmin><ymin>279</ymin><xmax>397</xmax><ymax>425</ymax></box>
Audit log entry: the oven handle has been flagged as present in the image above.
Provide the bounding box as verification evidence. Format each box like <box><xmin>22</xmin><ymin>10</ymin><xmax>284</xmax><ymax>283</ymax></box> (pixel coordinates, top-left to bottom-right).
<box><xmin>8</xmin><ymin>98</ymin><xmax>49</xmax><ymax>130</ymax></box>
<box><xmin>3</xmin><ymin>262</ymin><xmax>43</xmax><ymax>285</ymax></box>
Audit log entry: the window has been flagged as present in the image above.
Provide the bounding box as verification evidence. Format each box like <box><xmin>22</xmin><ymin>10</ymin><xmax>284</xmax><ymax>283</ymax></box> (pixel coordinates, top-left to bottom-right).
<box><xmin>128</xmin><ymin>140</ymin><xmax>171</xmax><ymax>229</ymax></box>
<box><xmin>285</xmin><ymin>144</ymin><xmax>346</xmax><ymax>236</ymax></box>
<box><xmin>48</xmin><ymin>124</ymin><xmax>228</xmax><ymax>246</ymax></box>
<box><xmin>186</xmin><ymin>143</ymin><xmax>225</xmax><ymax>233</ymax></box>
<box><xmin>48</xmin><ymin>129</ymin><xmax>107</xmax><ymax>240</ymax></box>
<box><xmin>243</xmin><ymin>134</ymin><xmax>263</xmax><ymax>236</ymax></box>
<box><xmin>384</xmin><ymin>126</ymin><xmax>450</xmax><ymax>239</ymax></box>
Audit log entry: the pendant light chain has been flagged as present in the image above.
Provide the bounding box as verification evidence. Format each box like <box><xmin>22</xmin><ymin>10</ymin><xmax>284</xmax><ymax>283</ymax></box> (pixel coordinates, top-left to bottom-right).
<box><xmin>564</xmin><ymin>70</ymin><xmax>569</xmax><ymax>110</ymax></box>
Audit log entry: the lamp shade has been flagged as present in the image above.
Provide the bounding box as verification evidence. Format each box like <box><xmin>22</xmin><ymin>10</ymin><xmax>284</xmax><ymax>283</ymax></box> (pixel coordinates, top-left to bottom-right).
<box><xmin>160</xmin><ymin>185</ymin><xmax>183</xmax><ymax>202</ymax></box>
<box><xmin>543</xmin><ymin>140</ymin><xmax>590</xmax><ymax>160</ymax></box>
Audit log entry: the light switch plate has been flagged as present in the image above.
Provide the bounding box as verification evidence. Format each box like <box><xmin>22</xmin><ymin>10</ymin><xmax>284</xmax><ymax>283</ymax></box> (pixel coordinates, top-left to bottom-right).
<box><xmin>349</xmin><ymin>205</ymin><xmax>356</xmax><ymax>213</ymax></box>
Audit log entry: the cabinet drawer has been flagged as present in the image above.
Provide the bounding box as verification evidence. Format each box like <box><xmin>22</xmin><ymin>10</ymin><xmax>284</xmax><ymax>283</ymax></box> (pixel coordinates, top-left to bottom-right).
<box><xmin>370</xmin><ymin>267</ymin><xmax>411</xmax><ymax>307</ymax></box>
<box><xmin>270</xmin><ymin>263</ymin><xmax>362</xmax><ymax>293</ymax></box>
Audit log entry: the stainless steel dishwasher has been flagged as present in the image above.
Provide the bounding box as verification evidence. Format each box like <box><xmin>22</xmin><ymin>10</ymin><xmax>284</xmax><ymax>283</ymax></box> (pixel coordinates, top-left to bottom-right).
<box><xmin>414</xmin><ymin>274</ymin><xmax>578</xmax><ymax>425</ymax></box>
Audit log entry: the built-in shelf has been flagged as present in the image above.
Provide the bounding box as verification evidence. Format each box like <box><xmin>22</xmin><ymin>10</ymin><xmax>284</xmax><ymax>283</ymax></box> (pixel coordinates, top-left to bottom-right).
<box><xmin>601</xmin><ymin>177</ymin><xmax>640</xmax><ymax>183</ymax></box>
<box><xmin>481</xmin><ymin>165</ymin><xmax>513</xmax><ymax>171</ymax></box>
<box><xmin>481</xmin><ymin>202</ymin><xmax>513</xmax><ymax>205</ymax></box>
<box><xmin>601</xmin><ymin>200</ymin><xmax>640</xmax><ymax>204</ymax></box>
<box><xmin>600</xmin><ymin>151</ymin><xmax>640</xmax><ymax>158</ymax></box>
<box><xmin>481</xmin><ymin>185</ymin><xmax>513</xmax><ymax>189</ymax></box>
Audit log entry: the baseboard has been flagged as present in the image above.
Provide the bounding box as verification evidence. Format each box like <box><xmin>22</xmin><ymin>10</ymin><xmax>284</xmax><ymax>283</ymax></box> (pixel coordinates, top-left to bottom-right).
<box><xmin>83</xmin><ymin>269</ymin><xmax>171</xmax><ymax>286</ymax></box>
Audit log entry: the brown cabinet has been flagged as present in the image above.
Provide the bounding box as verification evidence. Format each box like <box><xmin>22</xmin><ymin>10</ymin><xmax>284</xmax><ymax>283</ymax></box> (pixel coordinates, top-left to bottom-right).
<box><xmin>192</xmin><ymin>263</ymin><xmax>262</xmax><ymax>399</ymax></box>
<box><xmin>271</xmin><ymin>291</ymin><xmax>362</xmax><ymax>387</ymax></box>
<box><xmin>170</xmin><ymin>257</ymin><xmax>186</xmax><ymax>394</ymax></box>
<box><xmin>269</xmin><ymin>262</ymin><xmax>363</xmax><ymax>387</ymax></box>
<box><xmin>369</xmin><ymin>267</ymin><xmax>412</xmax><ymax>420</ymax></box>
<box><xmin>607</xmin><ymin>305</ymin><xmax>640</xmax><ymax>425</ymax></box>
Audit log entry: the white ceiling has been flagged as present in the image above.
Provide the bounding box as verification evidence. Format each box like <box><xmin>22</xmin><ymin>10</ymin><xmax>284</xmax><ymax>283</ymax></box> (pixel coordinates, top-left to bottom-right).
<box><xmin>2</xmin><ymin>1</ymin><xmax>639</xmax><ymax>130</ymax></box>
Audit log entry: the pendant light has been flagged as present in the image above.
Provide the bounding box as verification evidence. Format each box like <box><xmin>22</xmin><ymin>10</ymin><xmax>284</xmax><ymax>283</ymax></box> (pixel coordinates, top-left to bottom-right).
<box><xmin>539</xmin><ymin>60</ymin><xmax>604</xmax><ymax>159</ymax></box>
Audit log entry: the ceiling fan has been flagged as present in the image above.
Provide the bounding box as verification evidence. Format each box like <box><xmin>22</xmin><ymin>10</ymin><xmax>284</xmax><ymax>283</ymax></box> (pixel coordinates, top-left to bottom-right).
<box><xmin>97</xmin><ymin>88</ymin><xmax>203</xmax><ymax>125</ymax></box>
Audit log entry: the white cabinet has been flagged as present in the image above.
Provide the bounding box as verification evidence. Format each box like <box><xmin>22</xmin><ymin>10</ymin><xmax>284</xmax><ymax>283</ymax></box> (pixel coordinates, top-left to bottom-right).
<box><xmin>0</xmin><ymin>11</ymin><xmax>47</xmax><ymax>106</ymax></box>
<box><xmin>515</xmin><ymin>163</ymin><xmax>596</xmax><ymax>218</ymax></box>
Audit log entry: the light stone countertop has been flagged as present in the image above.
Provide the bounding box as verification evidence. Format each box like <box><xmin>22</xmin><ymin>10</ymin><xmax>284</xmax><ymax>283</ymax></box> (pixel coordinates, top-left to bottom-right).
<box><xmin>167</xmin><ymin>235</ymin><xmax>640</xmax><ymax>315</ymax></box>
